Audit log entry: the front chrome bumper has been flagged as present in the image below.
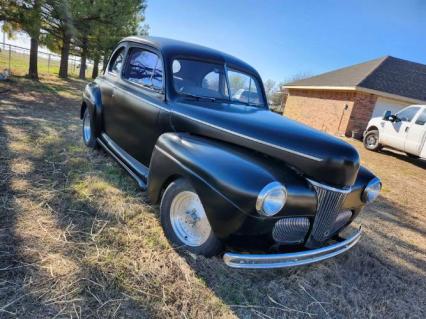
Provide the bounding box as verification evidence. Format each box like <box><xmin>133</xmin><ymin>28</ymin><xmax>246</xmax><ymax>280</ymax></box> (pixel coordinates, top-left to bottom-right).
<box><xmin>223</xmin><ymin>227</ymin><xmax>362</xmax><ymax>269</ymax></box>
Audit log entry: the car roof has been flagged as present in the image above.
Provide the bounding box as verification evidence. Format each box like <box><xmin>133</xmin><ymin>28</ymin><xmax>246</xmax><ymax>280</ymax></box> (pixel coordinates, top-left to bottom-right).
<box><xmin>406</xmin><ymin>105</ymin><xmax>426</xmax><ymax>109</ymax></box>
<box><xmin>121</xmin><ymin>36</ymin><xmax>260</xmax><ymax>76</ymax></box>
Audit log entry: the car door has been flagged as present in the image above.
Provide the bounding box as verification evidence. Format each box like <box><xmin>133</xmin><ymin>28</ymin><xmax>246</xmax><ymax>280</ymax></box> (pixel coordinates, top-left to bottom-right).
<box><xmin>405</xmin><ymin>108</ymin><xmax>426</xmax><ymax>156</ymax></box>
<box><xmin>101</xmin><ymin>44</ymin><xmax>128</xmax><ymax>143</ymax></box>
<box><xmin>381</xmin><ymin>106</ymin><xmax>420</xmax><ymax>150</ymax></box>
<box><xmin>112</xmin><ymin>45</ymin><xmax>167</xmax><ymax>167</ymax></box>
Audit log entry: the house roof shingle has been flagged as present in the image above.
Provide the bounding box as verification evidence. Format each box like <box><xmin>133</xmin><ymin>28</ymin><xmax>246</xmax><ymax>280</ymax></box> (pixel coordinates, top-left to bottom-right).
<box><xmin>285</xmin><ymin>56</ymin><xmax>426</xmax><ymax>102</ymax></box>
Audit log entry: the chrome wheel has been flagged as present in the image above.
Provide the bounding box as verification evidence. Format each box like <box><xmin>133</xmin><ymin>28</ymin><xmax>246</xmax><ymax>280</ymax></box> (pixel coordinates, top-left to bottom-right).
<box><xmin>83</xmin><ymin>110</ymin><xmax>92</xmax><ymax>143</ymax></box>
<box><xmin>170</xmin><ymin>191</ymin><xmax>212</xmax><ymax>247</ymax></box>
<box><xmin>366</xmin><ymin>135</ymin><xmax>377</xmax><ymax>148</ymax></box>
<box><xmin>364</xmin><ymin>130</ymin><xmax>380</xmax><ymax>151</ymax></box>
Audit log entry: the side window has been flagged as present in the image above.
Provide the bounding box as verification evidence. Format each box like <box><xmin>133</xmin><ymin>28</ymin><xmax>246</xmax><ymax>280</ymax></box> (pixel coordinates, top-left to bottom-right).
<box><xmin>202</xmin><ymin>71</ymin><xmax>220</xmax><ymax>91</ymax></box>
<box><xmin>108</xmin><ymin>47</ymin><xmax>125</xmax><ymax>75</ymax></box>
<box><xmin>123</xmin><ymin>48</ymin><xmax>163</xmax><ymax>90</ymax></box>
<box><xmin>228</xmin><ymin>70</ymin><xmax>261</xmax><ymax>105</ymax></box>
<box><xmin>415</xmin><ymin>109</ymin><xmax>426</xmax><ymax>125</ymax></box>
<box><xmin>396</xmin><ymin>107</ymin><xmax>420</xmax><ymax>122</ymax></box>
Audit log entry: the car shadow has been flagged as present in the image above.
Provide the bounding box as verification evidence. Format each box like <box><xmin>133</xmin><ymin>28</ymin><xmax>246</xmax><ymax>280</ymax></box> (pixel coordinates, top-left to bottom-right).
<box><xmin>379</xmin><ymin>147</ymin><xmax>426</xmax><ymax>169</ymax></box>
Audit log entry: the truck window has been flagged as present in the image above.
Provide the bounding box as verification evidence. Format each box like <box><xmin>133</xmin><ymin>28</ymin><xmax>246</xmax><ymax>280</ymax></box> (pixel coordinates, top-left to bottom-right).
<box><xmin>396</xmin><ymin>107</ymin><xmax>420</xmax><ymax>122</ymax></box>
<box><xmin>415</xmin><ymin>109</ymin><xmax>426</xmax><ymax>125</ymax></box>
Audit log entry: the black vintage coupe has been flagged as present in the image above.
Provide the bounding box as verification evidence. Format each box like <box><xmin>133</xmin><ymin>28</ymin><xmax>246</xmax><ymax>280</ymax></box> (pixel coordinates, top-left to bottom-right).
<box><xmin>81</xmin><ymin>36</ymin><xmax>381</xmax><ymax>268</ymax></box>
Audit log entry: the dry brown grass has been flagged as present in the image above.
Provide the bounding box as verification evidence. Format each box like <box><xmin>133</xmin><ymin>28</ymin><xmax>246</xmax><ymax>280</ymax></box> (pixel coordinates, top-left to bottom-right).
<box><xmin>0</xmin><ymin>75</ymin><xmax>425</xmax><ymax>318</ymax></box>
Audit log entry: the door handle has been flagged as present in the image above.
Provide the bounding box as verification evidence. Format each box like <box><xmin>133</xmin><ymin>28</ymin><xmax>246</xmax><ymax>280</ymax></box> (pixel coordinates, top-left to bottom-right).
<box><xmin>405</xmin><ymin>126</ymin><xmax>409</xmax><ymax>132</ymax></box>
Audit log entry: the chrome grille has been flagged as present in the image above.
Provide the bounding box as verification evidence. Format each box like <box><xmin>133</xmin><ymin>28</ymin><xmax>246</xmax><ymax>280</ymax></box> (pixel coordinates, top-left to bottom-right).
<box><xmin>272</xmin><ymin>217</ymin><xmax>310</xmax><ymax>244</ymax></box>
<box><xmin>306</xmin><ymin>181</ymin><xmax>349</xmax><ymax>248</ymax></box>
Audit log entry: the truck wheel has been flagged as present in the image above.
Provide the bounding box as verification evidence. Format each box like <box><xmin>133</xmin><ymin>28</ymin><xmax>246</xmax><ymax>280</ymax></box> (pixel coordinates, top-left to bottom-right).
<box><xmin>363</xmin><ymin>130</ymin><xmax>381</xmax><ymax>151</ymax></box>
<box><xmin>160</xmin><ymin>178</ymin><xmax>223</xmax><ymax>257</ymax></box>
<box><xmin>82</xmin><ymin>108</ymin><xmax>98</xmax><ymax>149</ymax></box>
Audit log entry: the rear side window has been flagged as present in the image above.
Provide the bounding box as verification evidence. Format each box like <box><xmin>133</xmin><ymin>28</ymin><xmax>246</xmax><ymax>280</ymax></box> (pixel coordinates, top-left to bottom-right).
<box><xmin>108</xmin><ymin>47</ymin><xmax>125</xmax><ymax>75</ymax></box>
<box><xmin>123</xmin><ymin>48</ymin><xmax>163</xmax><ymax>90</ymax></box>
<box><xmin>397</xmin><ymin>107</ymin><xmax>420</xmax><ymax>122</ymax></box>
<box><xmin>415</xmin><ymin>109</ymin><xmax>426</xmax><ymax>125</ymax></box>
<box><xmin>202</xmin><ymin>71</ymin><xmax>220</xmax><ymax>91</ymax></box>
<box><xmin>228</xmin><ymin>69</ymin><xmax>262</xmax><ymax>106</ymax></box>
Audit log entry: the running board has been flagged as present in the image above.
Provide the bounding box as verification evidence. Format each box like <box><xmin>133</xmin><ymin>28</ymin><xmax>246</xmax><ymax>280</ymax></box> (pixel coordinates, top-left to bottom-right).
<box><xmin>97</xmin><ymin>137</ymin><xmax>148</xmax><ymax>190</ymax></box>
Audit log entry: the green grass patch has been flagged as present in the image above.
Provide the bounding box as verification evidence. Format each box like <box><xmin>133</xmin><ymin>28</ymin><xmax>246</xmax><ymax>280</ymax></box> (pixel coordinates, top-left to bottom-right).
<box><xmin>0</xmin><ymin>49</ymin><xmax>93</xmax><ymax>78</ymax></box>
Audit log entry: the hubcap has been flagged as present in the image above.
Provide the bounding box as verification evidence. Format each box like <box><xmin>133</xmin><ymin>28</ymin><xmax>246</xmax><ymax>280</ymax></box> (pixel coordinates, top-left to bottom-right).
<box><xmin>170</xmin><ymin>191</ymin><xmax>212</xmax><ymax>247</ymax></box>
<box><xmin>83</xmin><ymin>111</ymin><xmax>92</xmax><ymax>143</ymax></box>
<box><xmin>366</xmin><ymin>134</ymin><xmax>377</xmax><ymax>147</ymax></box>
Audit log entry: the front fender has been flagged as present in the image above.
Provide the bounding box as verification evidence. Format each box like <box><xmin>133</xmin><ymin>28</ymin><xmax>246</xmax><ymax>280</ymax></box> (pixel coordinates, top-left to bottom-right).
<box><xmin>148</xmin><ymin>133</ymin><xmax>317</xmax><ymax>238</ymax></box>
<box><xmin>81</xmin><ymin>81</ymin><xmax>103</xmax><ymax>137</ymax></box>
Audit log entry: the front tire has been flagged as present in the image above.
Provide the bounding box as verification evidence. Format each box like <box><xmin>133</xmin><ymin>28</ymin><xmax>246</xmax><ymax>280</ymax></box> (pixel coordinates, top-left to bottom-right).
<box><xmin>160</xmin><ymin>178</ymin><xmax>222</xmax><ymax>257</ymax></box>
<box><xmin>363</xmin><ymin>130</ymin><xmax>382</xmax><ymax>151</ymax></box>
<box><xmin>82</xmin><ymin>108</ymin><xmax>98</xmax><ymax>149</ymax></box>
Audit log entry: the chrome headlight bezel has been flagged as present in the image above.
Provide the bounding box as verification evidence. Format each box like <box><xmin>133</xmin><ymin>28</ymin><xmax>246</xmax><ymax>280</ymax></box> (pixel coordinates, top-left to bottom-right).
<box><xmin>362</xmin><ymin>177</ymin><xmax>381</xmax><ymax>203</ymax></box>
<box><xmin>256</xmin><ymin>182</ymin><xmax>287</xmax><ymax>216</ymax></box>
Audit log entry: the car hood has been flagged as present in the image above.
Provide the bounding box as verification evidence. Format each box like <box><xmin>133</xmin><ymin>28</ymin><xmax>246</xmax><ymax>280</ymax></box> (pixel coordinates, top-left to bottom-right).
<box><xmin>171</xmin><ymin>100</ymin><xmax>360</xmax><ymax>187</ymax></box>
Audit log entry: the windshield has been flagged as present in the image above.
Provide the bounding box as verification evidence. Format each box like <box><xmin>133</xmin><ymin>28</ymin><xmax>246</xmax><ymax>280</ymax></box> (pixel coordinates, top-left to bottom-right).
<box><xmin>172</xmin><ymin>59</ymin><xmax>265</xmax><ymax>107</ymax></box>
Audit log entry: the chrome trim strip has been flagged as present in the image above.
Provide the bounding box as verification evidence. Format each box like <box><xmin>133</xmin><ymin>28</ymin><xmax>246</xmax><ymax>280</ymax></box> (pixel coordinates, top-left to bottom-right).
<box><xmin>171</xmin><ymin>110</ymin><xmax>323</xmax><ymax>162</ymax></box>
<box><xmin>223</xmin><ymin>227</ymin><xmax>362</xmax><ymax>269</ymax></box>
<box><xmin>307</xmin><ymin>178</ymin><xmax>352</xmax><ymax>194</ymax></box>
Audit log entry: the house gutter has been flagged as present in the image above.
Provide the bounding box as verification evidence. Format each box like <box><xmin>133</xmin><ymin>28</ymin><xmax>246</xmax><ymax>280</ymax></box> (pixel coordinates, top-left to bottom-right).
<box><xmin>282</xmin><ymin>85</ymin><xmax>426</xmax><ymax>105</ymax></box>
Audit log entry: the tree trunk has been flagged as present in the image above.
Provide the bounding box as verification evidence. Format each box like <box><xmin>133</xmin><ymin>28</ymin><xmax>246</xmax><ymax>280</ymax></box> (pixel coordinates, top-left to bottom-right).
<box><xmin>59</xmin><ymin>35</ymin><xmax>71</xmax><ymax>78</ymax></box>
<box><xmin>28</xmin><ymin>37</ymin><xmax>39</xmax><ymax>80</ymax></box>
<box><xmin>79</xmin><ymin>36</ymin><xmax>88</xmax><ymax>79</ymax></box>
<box><xmin>102</xmin><ymin>53</ymin><xmax>108</xmax><ymax>73</ymax></box>
<box><xmin>92</xmin><ymin>54</ymin><xmax>99</xmax><ymax>79</ymax></box>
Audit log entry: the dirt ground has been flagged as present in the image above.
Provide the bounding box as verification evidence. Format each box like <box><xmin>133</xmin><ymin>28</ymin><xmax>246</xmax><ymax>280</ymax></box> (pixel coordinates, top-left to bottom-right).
<box><xmin>0</xmin><ymin>76</ymin><xmax>425</xmax><ymax>318</ymax></box>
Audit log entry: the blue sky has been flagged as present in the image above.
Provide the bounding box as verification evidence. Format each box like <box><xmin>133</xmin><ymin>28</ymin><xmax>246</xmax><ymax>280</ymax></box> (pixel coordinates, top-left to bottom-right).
<box><xmin>145</xmin><ymin>0</ymin><xmax>426</xmax><ymax>84</ymax></box>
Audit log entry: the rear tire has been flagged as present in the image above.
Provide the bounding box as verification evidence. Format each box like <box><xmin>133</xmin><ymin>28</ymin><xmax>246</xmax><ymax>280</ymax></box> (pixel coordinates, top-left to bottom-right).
<box><xmin>82</xmin><ymin>108</ymin><xmax>98</xmax><ymax>149</ymax></box>
<box><xmin>160</xmin><ymin>178</ymin><xmax>223</xmax><ymax>257</ymax></box>
<box><xmin>363</xmin><ymin>130</ymin><xmax>382</xmax><ymax>151</ymax></box>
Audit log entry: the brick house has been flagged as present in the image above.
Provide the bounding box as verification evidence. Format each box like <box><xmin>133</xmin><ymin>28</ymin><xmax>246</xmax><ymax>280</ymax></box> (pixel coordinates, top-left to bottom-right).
<box><xmin>282</xmin><ymin>56</ymin><xmax>426</xmax><ymax>136</ymax></box>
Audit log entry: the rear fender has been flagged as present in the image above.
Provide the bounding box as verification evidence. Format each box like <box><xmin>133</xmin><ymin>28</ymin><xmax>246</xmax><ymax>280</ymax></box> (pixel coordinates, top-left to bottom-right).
<box><xmin>81</xmin><ymin>81</ymin><xmax>103</xmax><ymax>137</ymax></box>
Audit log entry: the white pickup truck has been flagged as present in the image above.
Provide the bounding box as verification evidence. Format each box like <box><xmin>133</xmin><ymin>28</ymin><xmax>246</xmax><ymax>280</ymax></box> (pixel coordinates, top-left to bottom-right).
<box><xmin>363</xmin><ymin>105</ymin><xmax>426</xmax><ymax>159</ymax></box>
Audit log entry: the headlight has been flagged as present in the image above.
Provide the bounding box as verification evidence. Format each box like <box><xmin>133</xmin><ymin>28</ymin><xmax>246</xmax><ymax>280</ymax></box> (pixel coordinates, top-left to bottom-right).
<box><xmin>362</xmin><ymin>178</ymin><xmax>381</xmax><ymax>203</ymax></box>
<box><xmin>256</xmin><ymin>182</ymin><xmax>287</xmax><ymax>216</ymax></box>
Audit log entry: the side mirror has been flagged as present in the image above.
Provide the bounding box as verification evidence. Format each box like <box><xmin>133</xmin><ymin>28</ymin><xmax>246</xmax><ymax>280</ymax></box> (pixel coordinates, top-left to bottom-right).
<box><xmin>383</xmin><ymin>110</ymin><xmax>399</xmax><ymax>122</ymax></box>
<box><xmin>389</xmin><ymin>115</ymin><xmax>399</xmax><ymax>122</ymax></box>
<box><xmin>383</xmin><ymin>110</ymin><xmax>392</xmax><ymax>120</ymax></box>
